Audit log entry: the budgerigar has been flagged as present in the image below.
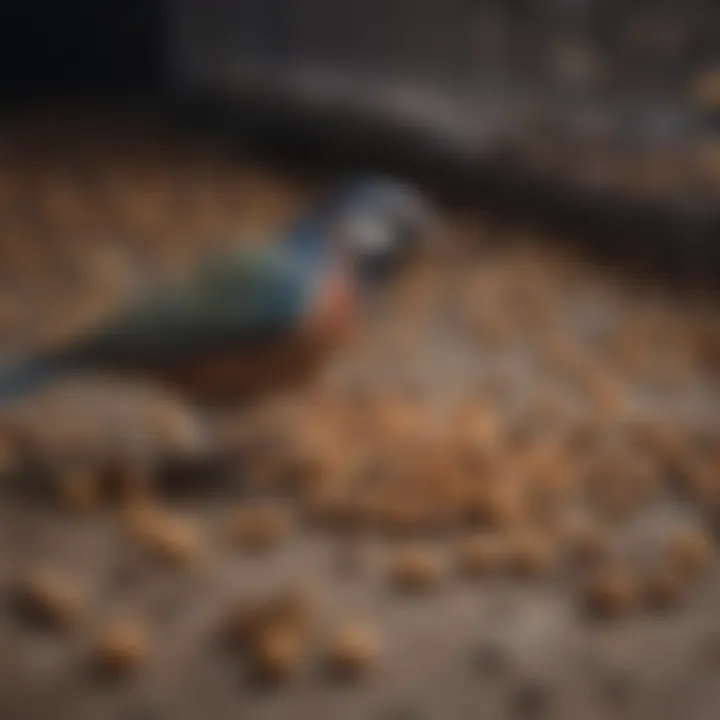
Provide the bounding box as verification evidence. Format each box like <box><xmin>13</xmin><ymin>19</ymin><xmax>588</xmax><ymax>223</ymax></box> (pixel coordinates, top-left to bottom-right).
<box><xmin>0</xmin><ymin>177</ymin><xmax>435</xmax><ymax>403</ymax></box>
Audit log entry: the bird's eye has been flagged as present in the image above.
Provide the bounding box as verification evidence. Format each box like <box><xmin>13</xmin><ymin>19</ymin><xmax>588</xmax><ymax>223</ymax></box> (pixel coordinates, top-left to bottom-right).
<box><xmin>342</xmin><ymin>215</ymin><xmax>394</xmax><ymax>256</ymax></box>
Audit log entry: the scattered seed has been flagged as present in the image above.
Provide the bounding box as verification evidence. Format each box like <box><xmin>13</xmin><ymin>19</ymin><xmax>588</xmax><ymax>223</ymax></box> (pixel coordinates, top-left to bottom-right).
<box><xmin>125</xmin><ymin>505</ymin><xmax>200</xmax><ymax>566</ymax></box>
<box><xmin>91</xmin><ymin>618</ymin><xmax>147</xmax><ymax>677</ymax></box>
<box><xmin>228</xmin><ymin>504</ymin><xmax>291</xmax><ymax>553</ymax></box>
<box><xmin>668</xmin><ymin>528</ymin><xmax>713</xmax><ymax>578</ymax></box>
<box><xmin>583</xmin><ymin>564</ymin><xmax>638</xmax><ymax>619</ymax></box>
<box><xmin>250</xmin><ymin>624</ymin><xmax>303</xmax><ymax>682</ymax></box>
<box><xmin>456</xmin><ymin>534</ymin><xmax>507</xmax><ymax>577</ymax></box>
<box><xmin>324</xmin><ymin>623</ymin><xmax>379</xmax><ymax>678</ymax></box>
<box><xmin>11</xmin><ymin>569</ymin><xmax>81</xmax><ymax>630</ymax></box>
<box><xmin>390</xmin><ymin>546</ymin><xmax>443</xmax><ymax>593</ymax></box>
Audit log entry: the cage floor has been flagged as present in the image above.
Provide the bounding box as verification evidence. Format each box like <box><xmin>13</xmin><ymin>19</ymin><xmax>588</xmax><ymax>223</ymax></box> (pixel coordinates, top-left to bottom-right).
<box><xmin>0</xmin><ymin>115</ymin><xmax>719</xmax><ymax>720</ymax></box>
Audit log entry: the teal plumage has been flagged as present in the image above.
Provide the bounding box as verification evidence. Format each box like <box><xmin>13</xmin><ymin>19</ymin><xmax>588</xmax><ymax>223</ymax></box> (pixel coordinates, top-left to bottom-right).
<box><xmin>72</xmin><ymin>245</ymin><xmax>319</xmax><ymax>364</ymax></box>
<box><xmin>0</xmin><ymin>177</ymin><xmax>434</xmax><ymax>402</ymax></box>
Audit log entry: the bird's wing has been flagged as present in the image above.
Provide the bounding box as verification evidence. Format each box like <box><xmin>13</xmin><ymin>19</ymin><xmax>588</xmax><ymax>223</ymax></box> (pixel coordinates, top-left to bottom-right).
<box><xmin>69</xmin><ymin>246</ymin><xmax>316</xmax><ymax>367</ymax></box>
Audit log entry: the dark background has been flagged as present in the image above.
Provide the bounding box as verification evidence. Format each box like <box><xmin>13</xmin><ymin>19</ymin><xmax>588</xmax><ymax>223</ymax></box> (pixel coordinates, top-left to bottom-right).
<box><xmin>0</xmin><ymin>1</ymin><xmax>163</xmax><ymax>100</ymax></box>
<box><xmin>0</xmin><ymin>0</ymin><xmax>718</xmax><ymax>282</ymax></box>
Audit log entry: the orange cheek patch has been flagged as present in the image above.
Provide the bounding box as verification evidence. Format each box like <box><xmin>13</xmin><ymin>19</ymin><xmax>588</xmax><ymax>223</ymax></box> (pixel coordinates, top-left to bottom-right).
<box><xmin>303</xmin><ymin>270</ymin><xmax>357</xmax><ymax>342</ymax></box>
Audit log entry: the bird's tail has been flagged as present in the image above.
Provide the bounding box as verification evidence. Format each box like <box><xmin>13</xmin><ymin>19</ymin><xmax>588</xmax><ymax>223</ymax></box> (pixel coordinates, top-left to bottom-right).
<box><xmin>0</xmin><ymin>355</ymin><xmax>67</xmax><ymax>404</ymax></box>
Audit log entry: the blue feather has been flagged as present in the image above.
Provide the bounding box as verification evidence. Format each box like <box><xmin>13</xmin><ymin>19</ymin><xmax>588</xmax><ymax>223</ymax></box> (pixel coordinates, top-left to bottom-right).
<box><xmin>0</xmin><ymin>176</ymin><xmax>426</xmax><ymax>404</ymax></box>
<box><xmin>281</xmin><ymin>176</ymin><xmax>396</xmax><ymax>260</ymax></box>
<box><xmin>0</xmin><ymin>355</ymin><xmax>68</xmax><ymax>403</ymax></box>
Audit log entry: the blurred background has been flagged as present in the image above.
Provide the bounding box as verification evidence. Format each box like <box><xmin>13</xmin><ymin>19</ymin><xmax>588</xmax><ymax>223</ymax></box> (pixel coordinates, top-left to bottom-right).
<box><xmin>0</xmin><ymin>3</ymin><xmax>719</xmax><ymax>720</ymax></box>
<box><xmin>2</xmin><ymin>0</ymin><xmax>720</xmax><ymax>278</ymax></box>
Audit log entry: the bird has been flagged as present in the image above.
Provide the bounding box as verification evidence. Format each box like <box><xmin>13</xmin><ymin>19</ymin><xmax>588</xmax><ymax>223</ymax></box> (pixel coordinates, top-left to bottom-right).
<box><xmin>0</xmin><ymin>177</ymin><xmax>435</xmax><ymax>404</ymax></box>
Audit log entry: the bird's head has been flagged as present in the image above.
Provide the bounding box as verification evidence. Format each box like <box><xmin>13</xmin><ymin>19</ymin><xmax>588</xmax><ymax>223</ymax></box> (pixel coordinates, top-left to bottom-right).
<box><xmin>329</xmin><ymin>177</ymin><xmax>438</xmax><ymax>282</ymax></box>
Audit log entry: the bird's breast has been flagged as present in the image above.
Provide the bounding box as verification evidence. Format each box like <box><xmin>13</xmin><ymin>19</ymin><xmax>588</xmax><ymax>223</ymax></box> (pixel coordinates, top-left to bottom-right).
<box><xmin>302</xmin><ymin>265</ymin><xmax>357</xmax><ymax>343</ymax></box>
<box><xmin>149</xmin><ymin>268</ymin><xmax>358</xmax><ymax>403</ymax></box>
